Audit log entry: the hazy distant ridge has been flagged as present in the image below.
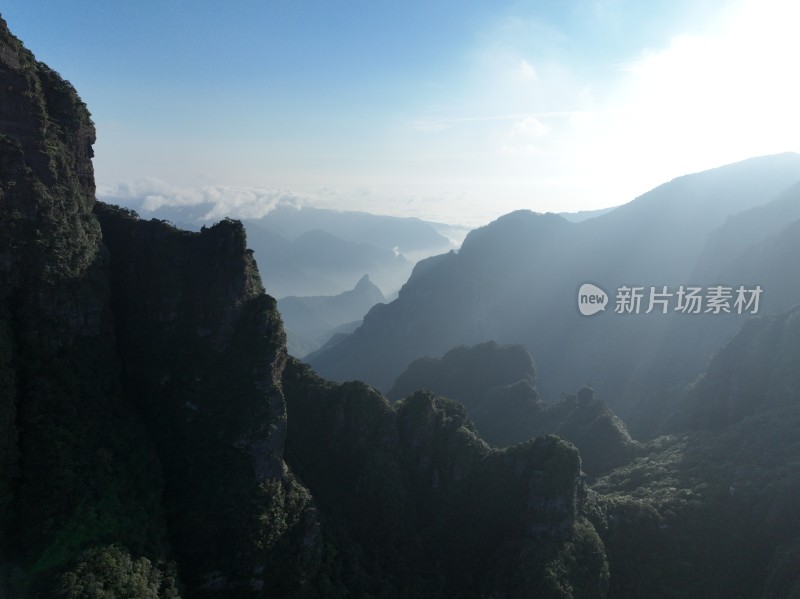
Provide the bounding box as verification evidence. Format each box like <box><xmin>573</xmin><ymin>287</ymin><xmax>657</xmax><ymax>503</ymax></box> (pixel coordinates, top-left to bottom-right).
<box><xmin>309</xmin><ymin>153</ymin><xmax>800</xmax><ymax>435</ymax></box>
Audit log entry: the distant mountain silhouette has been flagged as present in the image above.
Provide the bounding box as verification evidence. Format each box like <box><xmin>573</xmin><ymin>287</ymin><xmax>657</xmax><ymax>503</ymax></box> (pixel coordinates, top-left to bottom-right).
<box><xmin>558</xmin><ymin>206</ymin><xmax>617</xmax><ymax>222</ymax></box>
<box><xmin>257</xmin><ymin>204</ymin><xmax>451</xmax><ymax>253</ymax></box>
<box><xmin>247</xmin><ymin>223</ymin><xmax>410</xmax><ymax>297</ymax></box>
<box><xmin>279</xmin><ymin>274</ymin><xmax>385</xmax><ymax>357</ymax></box>
<box><xmin>308</xmin><ymin>154</ymin><xmax>800</xmax><ymax>435</ymax></box>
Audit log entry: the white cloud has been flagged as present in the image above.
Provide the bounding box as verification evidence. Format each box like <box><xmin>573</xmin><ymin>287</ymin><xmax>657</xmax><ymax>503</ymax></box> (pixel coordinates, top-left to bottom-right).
<box><xmin>98</xmin><ymin>178</ymin><xmax>306</xmax><ymax>221</ymax></box>
<box><xmin>518</xmin><ymin>59</ymin><xmax>538</xmax><ymax>82</ymax></box>
<box><xmin>98</xmin><ymin>177</ymin><xmax>205</xmax><ymax>208</ymax></box>
<box><xmin>425</xmin><ymin>0</ymin><xmax>800</xmax><ymax>212</ymax></box>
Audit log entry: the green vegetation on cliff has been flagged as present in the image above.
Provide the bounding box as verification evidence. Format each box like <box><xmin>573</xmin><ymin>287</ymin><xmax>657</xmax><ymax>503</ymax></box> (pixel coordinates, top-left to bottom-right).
<box><xmin>589</xmin><ymin>304</ymin><xmax>800</xmax><ymax>598</ymax></box>
<box><xmin>0</xmin><ymin>16</ymin><xmax>173</xmax><ymax>595</ymax></box>
<box><xmin>283</xmin><ymin>358</ymin><xmax>610</xmax><ymax>598</ymax></box>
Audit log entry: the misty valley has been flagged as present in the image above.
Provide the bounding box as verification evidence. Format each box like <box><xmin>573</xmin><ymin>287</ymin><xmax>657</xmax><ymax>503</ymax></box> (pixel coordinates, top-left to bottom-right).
<box><xmin>4</xmin><ymin>14</ymin><xmax>800</xmax><ymax>599</ymax></box>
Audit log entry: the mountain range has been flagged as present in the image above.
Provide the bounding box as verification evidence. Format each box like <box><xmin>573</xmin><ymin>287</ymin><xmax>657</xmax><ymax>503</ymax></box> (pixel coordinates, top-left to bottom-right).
<box><xmin>4</xmin><ymin>14</ymin><xmax>800</xmax><ymax>599</ymax></box>
<box><xmin>308</xmin><ymin>153</ymin><xmax>800</xmax><ymax>436</ymax></box>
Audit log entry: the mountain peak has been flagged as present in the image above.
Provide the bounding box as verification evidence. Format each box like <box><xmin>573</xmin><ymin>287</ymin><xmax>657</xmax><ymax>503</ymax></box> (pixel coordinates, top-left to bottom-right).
<box><xmin>349</xmin><ymin>273</ymin><xmax>385</xmax><ymax>302</ymax></box>
<box><xmin>353</xmin><ymin>273</ymin><xmax>379</xmax><ymax>293</ymax></box>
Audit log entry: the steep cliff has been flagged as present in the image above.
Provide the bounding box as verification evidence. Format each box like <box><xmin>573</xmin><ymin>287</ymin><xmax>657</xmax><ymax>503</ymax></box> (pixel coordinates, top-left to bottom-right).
<box><xmin>0</xmin><ymin>12</ymin><xmax>169</xmax><ymax>591</ymax></box>
<box><xmin>94</xmin><ymin>204</ymin><xmax>320</xmax><ymax>596</ymax></box>
<box><xmin>0</xmin><ymin>17</ymin><xmax>315</xmax><ymax>596</ymax></box>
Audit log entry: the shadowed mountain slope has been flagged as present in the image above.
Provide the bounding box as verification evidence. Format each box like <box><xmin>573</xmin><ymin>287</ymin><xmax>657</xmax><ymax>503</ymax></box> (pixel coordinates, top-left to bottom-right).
<box><xmin>590</xmin><ymin>302</ymin><xmax>800</xmax><ymax>598</ymax></box>
<box><xmin>309</xmin><ymin>157</ymin><xmax>800</xmax><ymax>435</ymax></box>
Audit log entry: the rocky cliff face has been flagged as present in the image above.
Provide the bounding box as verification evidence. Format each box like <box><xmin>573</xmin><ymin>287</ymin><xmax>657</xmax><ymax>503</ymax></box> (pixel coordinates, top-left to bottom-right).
<box><xmin>0</xmin><ymin>17</ymin><xmax>315</xmax><ymax>596</ymax></box>
<box><xmin>94</xmin><ymin>205</ymin><xmax>320</xmax><ymax>596</ymax></box>
<box><xmin>0</xmin><ymin>16</ymin><xmax>102</xmax><ymax>344</ymax></box>
<box><xmin>0</xmin><ymin>15</ymin><xmax>132</xmax><ymax>593</ymax></box>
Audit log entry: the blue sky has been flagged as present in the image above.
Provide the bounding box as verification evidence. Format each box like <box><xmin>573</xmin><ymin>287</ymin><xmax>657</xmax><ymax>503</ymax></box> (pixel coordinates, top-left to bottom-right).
<box><xmin>3</xmin><ymin>1</ymin><xmax>799</xmax><ymax>226</ymax></box>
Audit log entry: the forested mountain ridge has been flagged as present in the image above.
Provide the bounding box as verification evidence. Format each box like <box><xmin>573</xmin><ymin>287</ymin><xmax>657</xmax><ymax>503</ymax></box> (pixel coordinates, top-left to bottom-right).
<box><xmin>590</xmin><ymin>301</ymin><xmax>800</xmax><ymax>598</ymax></box>
<box><xmin>282</xmin><ymin>359</ymin><xmax>610</xmax><ymax>597</ymax></box>
<box><xmin>0</xmin><ymin>17</ymin><xmax>610</xmax><ymax>597</ymax></box>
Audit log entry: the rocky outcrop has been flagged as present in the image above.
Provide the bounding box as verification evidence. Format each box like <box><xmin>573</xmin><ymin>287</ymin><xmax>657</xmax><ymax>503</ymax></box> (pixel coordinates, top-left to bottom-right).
<box><xmin>388</xmin><ymin>342</ymin><xmax>637</xmax><ymax>476</ymax></box>
<box><xmin>0</xmin><ymin>15</ymin><xmax>102</xmax><ymax>341</ymax></box>
<box><xmin>95</xmin><ymin>205</ymin><xmax>319</xmax><ymax>595</ymax></box>
<box><xmin>282</xmin><ymin>359</ymin><xmax>610</xmax><ymax>597</ymax></box>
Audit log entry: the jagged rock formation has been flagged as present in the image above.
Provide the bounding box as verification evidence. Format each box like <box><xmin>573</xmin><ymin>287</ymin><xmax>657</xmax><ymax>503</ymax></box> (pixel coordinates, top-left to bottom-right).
<box><xmin>388</xmin><ymin>342</ymin><xmax>636</xmax><ymax>476</ymax></box>
<box><xmin>94</xmin><ymin>205</ymin><xmax>322</xmax><ymax>596</ymax></box>
<box><xmin>283</xmin><ymin>359</ymin><xmax>610</xmax><ymax>597</ymax></box>
<box><xmin>0</xmin><ymin>16</ymin><xmax>318</xmax><ymax>596</ymax></box>
<box><xmin>102</xmin><ymin>200</ymin><xmax>453</xmax><ymax>300</ymax></box>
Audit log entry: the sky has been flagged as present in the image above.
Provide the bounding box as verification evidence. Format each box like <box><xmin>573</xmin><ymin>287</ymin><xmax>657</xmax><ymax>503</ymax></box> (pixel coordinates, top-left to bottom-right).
<box><xmin>3</xmin><ymin>0</ymin><xmax>800</xmax><ymax>227</ymax></box>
